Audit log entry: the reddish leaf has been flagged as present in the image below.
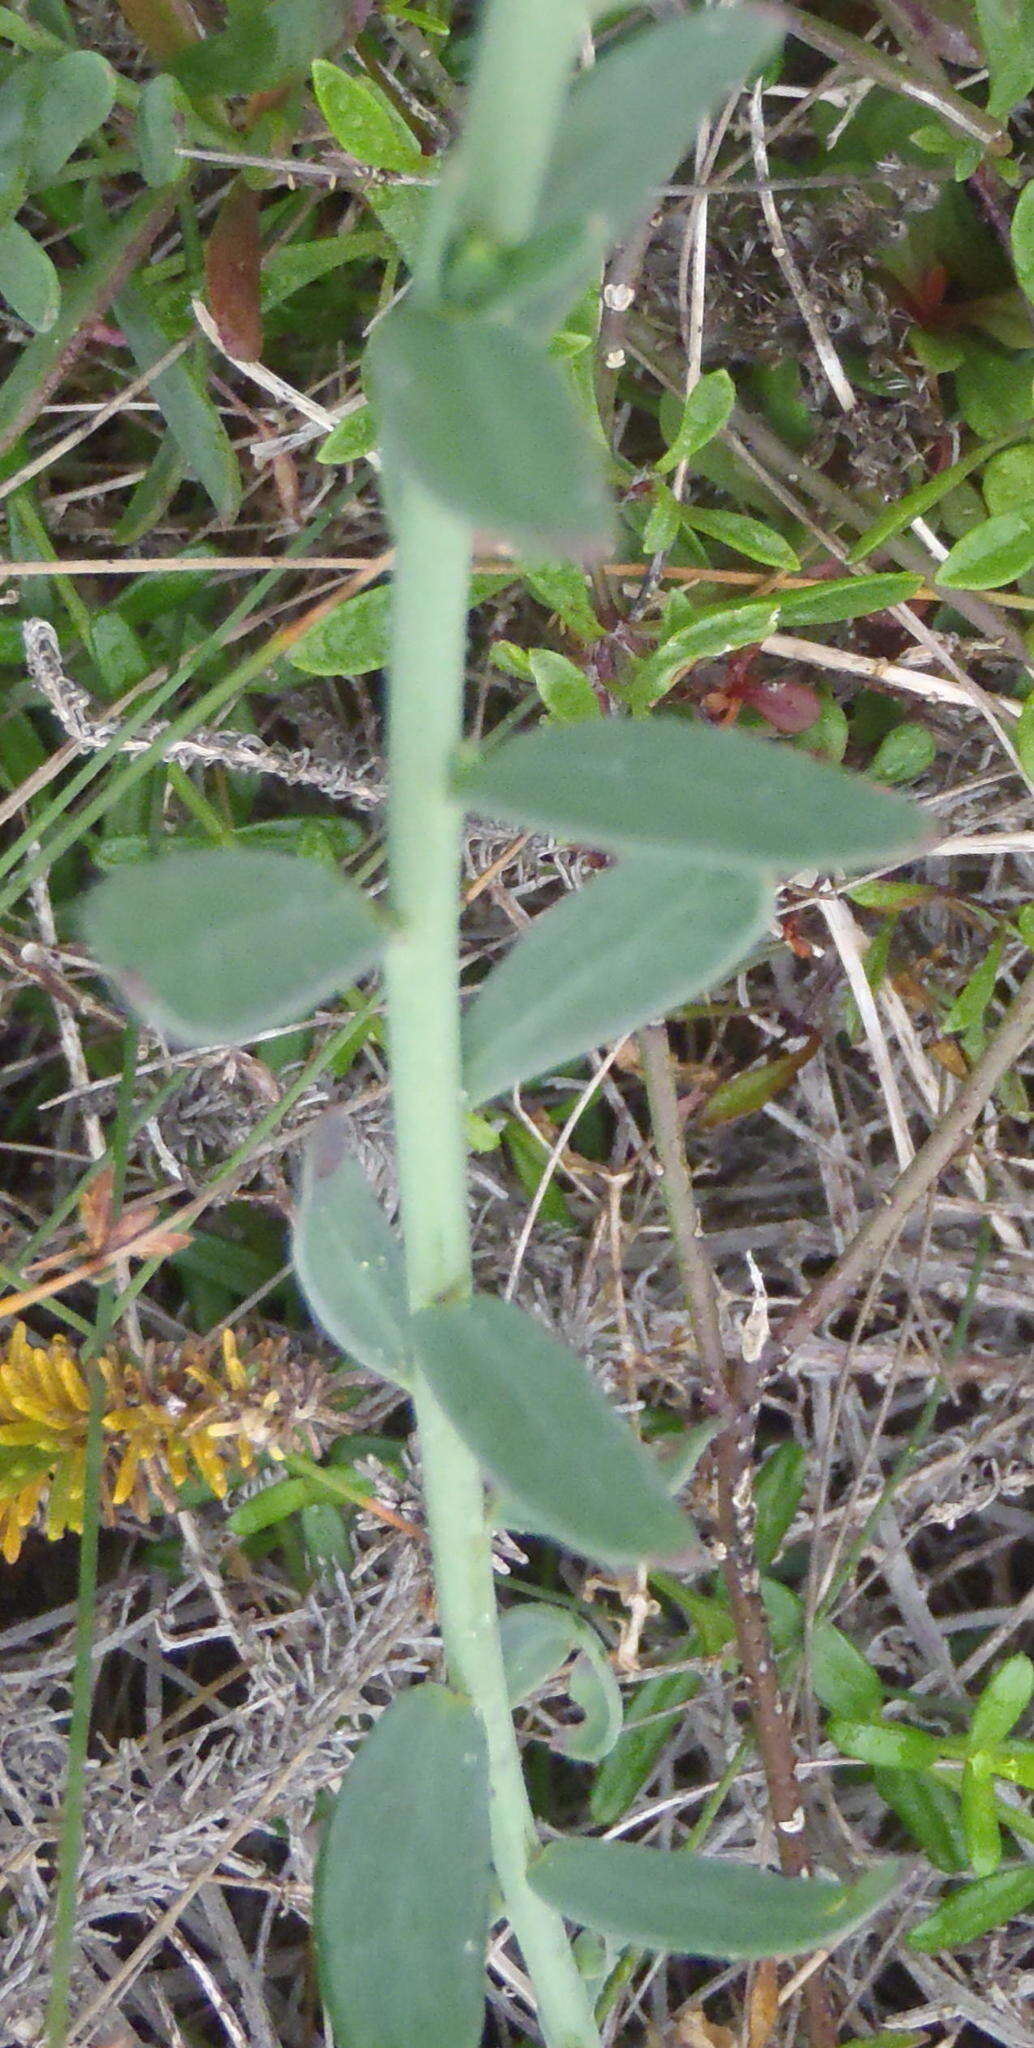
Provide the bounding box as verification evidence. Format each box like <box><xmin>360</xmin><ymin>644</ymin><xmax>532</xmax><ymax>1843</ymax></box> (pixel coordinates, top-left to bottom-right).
<box><xmin>740</xmin><ymin>675</ymin><xmax>823</xmax><ymax>735</ymax></box>
<box><xmin>117</xmin><ymin>0</ymin><xmax>200</xmax><ymax>62</ymax></box>
<box><xmin>204</xmin><ymin>181</ymin><xmax>263</xmax><ymax>362</ymax></box>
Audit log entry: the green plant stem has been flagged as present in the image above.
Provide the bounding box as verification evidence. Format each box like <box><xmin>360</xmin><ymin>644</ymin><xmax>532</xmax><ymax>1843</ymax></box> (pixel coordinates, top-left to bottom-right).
<box><xmin>454</xmin><ymin>0</ymin><xmax>587</xmax><ymax>245</ymax></box>
<box><xmin>45</xmin><ymin>1026</ymin><xmax>139</xmax><ymax>2048</ymax></box>
<box><xmin>384</xmin><ymin>470</ymin><xmax>601</xmax><ymax>2048</ymax></box>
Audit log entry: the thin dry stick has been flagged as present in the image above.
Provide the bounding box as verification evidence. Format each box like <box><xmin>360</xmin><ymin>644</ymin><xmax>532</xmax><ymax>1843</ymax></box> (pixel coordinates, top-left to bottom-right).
<box><xmin>639</xmin><ymin>1022</ymin><xmax>837</xmax><ymax>2048</ymax></box>
<box><xmin>748</xmin><ymin>82</ymin><xmax>855</xmax><ymax>414</ymax></box>
<box><xmin>765</xmin><ymin>959</ymin><xmax>1034</xmax><ymax>1367</ymax></box>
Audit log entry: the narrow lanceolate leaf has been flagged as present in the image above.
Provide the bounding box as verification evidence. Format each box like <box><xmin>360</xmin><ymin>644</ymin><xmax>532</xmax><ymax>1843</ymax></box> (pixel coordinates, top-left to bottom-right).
<box><xmin>315</xmin><ymin>1686</ymin><xmax>491</xmax><ymax>2048</ymax></box>
<box><xmin>81</xmin><ymin>849</ymin><xmax>386</xmax><ymax>1047</ymax></box>
<box><xmin>453</xmin><ymin>720</ymin><xmax>925</xmax><ymax>875</ymax></box>
<box><xmin>590</xmin><ymin>1667</ymin><xmax>701</xmax><ymax>1827</ymax></box>
<box><xmin>776</xmin><ymin>572</ymin><xmax>923</xmax><ymax>627</ymax></box>
<box><xmin>656</xmin><ymin>370</ymin><xmax>735</xmax><ymax>473</ymax></box>
<box><xmin>292</xmin><ymin>1112</ymin><xmax>411</xmax><ymax>1384</ymax></box>
<box><xmin>204</xmin><ymin>179</ymin><xmax>263</xmax><ymax>361</ymax></box>
<box><xmin>529</xmin><ymin>1842</ymin><xmax>902</xmax><ymax>1958</ymax></box>
<box><xmin>462</xmin><ymin>853</ymin><xmax>771</xmax><ymax>1106</ymax></box>
<box><xmin>311</xmin><ymin>58</ymin><xmax>423</xmax><ymax>172</ymax></box>
<box><xmin>536</xmin><ymin>12</ymin><xmax>780</xmax><ymax>249</ymax></box>
<box><xmin>365</xmin><ymin>301</ymin><xmax>611</xmax><ymax>555</ymax></box>
<box><xmin>906</xmin><ymin>1864</ymin><xmax>1034</xmax><ymax>1951</ymax></box>
<box><xmin>412</xmin><ymin>1296</ymin><xmax>695</xmax><ymax>1567</ymax></box>
<box><xmin>114</xmin><ymin>281</ymin><xmax>241</xmax><ymax>521</ymax></box>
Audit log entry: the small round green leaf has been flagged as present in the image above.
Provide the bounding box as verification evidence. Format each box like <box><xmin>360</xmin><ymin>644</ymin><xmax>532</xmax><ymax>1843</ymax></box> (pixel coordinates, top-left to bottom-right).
<box><xmin>292</xmin><ymin>1112</ymin><xmax>411</xmax><ymax>1384</ymax></box>
<box><xmin>936</xmin><ymin>510</ymin><xmax>1034</xmax><ymax>590</ymax></box>
<box><xmin>31</xmin><ymin>51</ymin><xmax>116</xmax><ymax>185</ymax></box>
<box><xmin>869</xmin><ymin>722</ymin><xmax>936</xmax><ymax>785</ymax></box>
<box><xmin>529</xmin><ymin>1841</ymin><xmax>902</xmax><ymax>1958</ymax></box>
<box><xmin>81</xmin><ymin>848</ymin><xmax>386</xmax><ymax>1046</ymax></box>
<box><xmin>412</xmin><ymin>1295</ymin><xmax>697</xmax><ymax>1568</ymax></box>
<box><xmin>0</xmin><ymin>220</ymin><xmax>60</xmax><ymax>333</ymax></box>
<box><xmin>316</xmin><ymin>1685</ymin><xmax>491</xmax><ymax>2048</ymax></box>
<box><xmin>286</xmin><ymin>583</ymin><xmax>391</xmax><ymax>676</ymax></box>
<box><xmin>453</xmin><ymin>719</ymin><xmax>926</xmax><ymax>875</ymax></box>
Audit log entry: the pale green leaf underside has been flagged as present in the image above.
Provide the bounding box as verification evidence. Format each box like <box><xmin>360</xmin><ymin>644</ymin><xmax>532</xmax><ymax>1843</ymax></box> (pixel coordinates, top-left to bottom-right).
<box><xmin>454</xmin><ymin>718</ymin><xmax>925</xmax><ymax>873</ymax></box>
<box><xmin>536</xmin><ymin>13</ymin><xmax>780</xmax><ymax>249</ymax></box>
<box><xmin>463</xmin><ymin>853</ymin><xmax>771</xmax><ymax>1106</ymax></box>
<box><xmin>365</xmin><ymin>302</ymin><xmax>612</xmax><ymax>554</ymax></box>
<box><xmin>315</xmin><ymin>1685</ymin><xmax>490</xmax><ymax>2048</ymax></box>
<box><xmin>412</xmin><ymin>1296</ymin><xmax>695</xmax><ymax>1567</ymax></box>
<box><xmin>529</xmin><ymin>1841</ymin><xmax>902</xmax><ymax>1958</ymax></box>
<box><xmin>81</xmin><ymin>849</ymin><xmax>386</xmax><ymax>1047</ymax></box>
<box><xmin>292</xmin><ymin>1114</ymin><xmax>411</xmax><ymax>1383</ymax></box>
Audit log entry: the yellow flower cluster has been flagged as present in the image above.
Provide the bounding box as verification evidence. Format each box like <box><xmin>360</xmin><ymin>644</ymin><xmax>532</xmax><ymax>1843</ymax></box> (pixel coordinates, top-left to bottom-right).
<box><xmin>0</xmin><ymin>1322</ymin><xmax>326</xmax><ymax>1563</ymax></box>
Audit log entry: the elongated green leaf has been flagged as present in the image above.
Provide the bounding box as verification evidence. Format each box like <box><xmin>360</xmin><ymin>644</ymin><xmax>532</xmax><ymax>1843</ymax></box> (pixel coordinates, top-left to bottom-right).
<box><xmin>656</xmin><ymin>370</ymin><xmax>736</xmax><ymax>473</ymax></box>
<box><xmin>365</xmin><ymin>301</ymin><xmax>611</xmax><ymax>554</ymax></box>
<box><xmin>1013</xmin><ymin>181</ymin><xmax>1034</xmax><ymax>308</ymax></box>
<box><xmin>975</xmin><ymin>0</ymin><xmax>1034</xmax><ymax>119</ymax></box>
<box><xmin>454</xmin><ymin>720</ymin><xmax>925</xmax><ymax>875</ymax></box>
<box><xmin>292</xmin><ymin>1112</ymin><xmax>410</xmax><ymax>1384</ymax></box>
<box><xmin>412</xmin><ymin>1295</ymin><xmax>695</xmax><ymax>1567</ymax></box>
<box><xmin>776</xmin><ymin>573</ymin><xmax>924</xmax><ymax>627</ymax></box>
<box><xmin>137</xmin><ymin>74</ymin><xmax>184</xmax><ymax>188</ymax></box>
<box><xmin>536</xmin><ymin>14</ymin><xmax>779</xmax><ymax>249</ymax></box>
<box><xmin>874</xmin><ymin>1767</ymin><xmax>967</xmax><ymax>1875</ymax></box>
<box><xmin>316</xmin><ymin>1685</ymin><xmax>490</xmax><ymax>2048</ymax></box>
<box><xmin>529</xmin><ymin>1841</ymin><xmax>901</xmax><ymax>1957</ymax></box>
<box><xmin>113</xmin><ymin>283</ymin><xmax>241</xmax><ymax>522</ymax></box>
<box><xmin>752</xmin><ymin>1442</ymin><xmax>806</xmax><ymax>1567</ymax></box>
<box><xmin>462</xmin><ymin>852</ymin><xmax>771</xmax><ymax>1106</ymax></box>
<box><xmin>936</xmin><ymin>510</ymin><xmax>1034</xmax><ymax>590</ymax></box>
<box><xmin>31</xmin><ymin>50</ymin><xmax>115</xmax><ymax>184</ymax></box>
<box><xmin>633</xmin><ymin>602</ymin><xmax>780</xmax><ymax>702</ymax></box>
<box><xmin>81</xmin><ymin>848</ymin><xmax>386</xmax><ymax>1046</ymax></box>
<box><xmin>847</xmin><ymin>439</ymin><xmax>1015</xmax><ymax>562</ymax></box>
<box><xmin>679</xmin><ymin>505</ymin><xmax>799</xmax><ymax>570</ymax></box>
<box><xmin>906</xmin><ymin>1864</ymin><xmax>1034</xmax><ymax>1951</ymax></box>
<box><xmin>590</xmin><ymin>1666</ymin><xmax>700</xmax><ymax>1826</ymax></box>
<box><xmin>960</xmin><ymin>1756</ymin><xmax>1001</xmax><ymax>1876</ymax></box>
<box><xmin>969</xmin><ymin>1655</ymin><xmax>1034</xmax><ymax>1748</ymax></box>
<box><xmin>829</xmin><ymin>1720</ymin><xmax>944</xmax><ymax>1772</ymax></box>
<box><xmin>0</xmin><ymin>219</ymin><xmax>59</xmax><ymax>331</ymax></box>
<box><xmin>312</xmin><ymin>58</ymin><xmax>423</xmax><ymax>172</ymax></box>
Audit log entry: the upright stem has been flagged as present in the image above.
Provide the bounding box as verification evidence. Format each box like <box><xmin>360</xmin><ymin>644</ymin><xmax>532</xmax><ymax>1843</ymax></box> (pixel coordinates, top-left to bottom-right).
<box><xmin>384</xmin><ymin>472</ymin><xmax>601</xmax><ymax>2048</ymax></box>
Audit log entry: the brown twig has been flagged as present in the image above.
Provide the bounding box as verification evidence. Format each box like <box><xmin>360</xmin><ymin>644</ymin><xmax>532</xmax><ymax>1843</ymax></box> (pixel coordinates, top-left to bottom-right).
<box><xmin>639</xmin><ymin>1023</ymin><xmax>837</xmax><ymax>2048</ymax></box>
<box><xmin>763</xmin><ymin>960</ymin><xmax>1034</xmax><ymax>1370</ymax></box>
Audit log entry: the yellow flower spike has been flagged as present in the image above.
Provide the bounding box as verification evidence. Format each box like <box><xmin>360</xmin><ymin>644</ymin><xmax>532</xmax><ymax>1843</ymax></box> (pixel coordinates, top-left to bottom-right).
<box><xmin>50</xmin><ymin>1341</ymin><xmax>91</xmax><ymax>1414</ymax></box>
<box><xmin>111</xmin><ymin>1439</ymin><xmax>142</xmax><ymax>1508</ymax></box>
<box><xmin>188</xmin><ymin>1430</ymin><xmax>230</xmax><ymax>1498</ymax></box>
<box><xmin>221</xmin><ymin>1327</ymin><xmax>248</xmax><ymax>1390</ymax></box>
